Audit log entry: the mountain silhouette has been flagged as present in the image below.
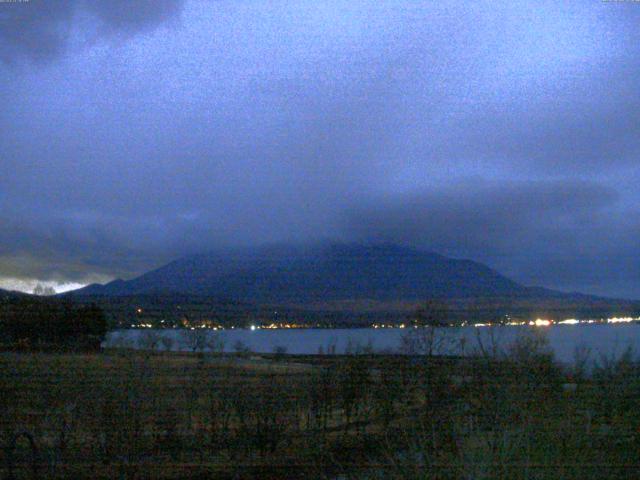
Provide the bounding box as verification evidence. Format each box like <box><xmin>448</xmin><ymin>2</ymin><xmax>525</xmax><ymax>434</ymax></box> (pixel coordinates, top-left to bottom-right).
<box><xmin>71</xmin><ymin>243</ymin><xmax>571</xmax><ymax>303</ymax></box>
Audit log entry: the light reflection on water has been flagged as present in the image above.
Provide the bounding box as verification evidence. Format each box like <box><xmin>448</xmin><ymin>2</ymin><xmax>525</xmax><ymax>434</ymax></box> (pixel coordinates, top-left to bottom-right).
<box><xmin>104</xmin><ymin>323</ymin><xmax>640</xmax><ymax>364</ymax></box>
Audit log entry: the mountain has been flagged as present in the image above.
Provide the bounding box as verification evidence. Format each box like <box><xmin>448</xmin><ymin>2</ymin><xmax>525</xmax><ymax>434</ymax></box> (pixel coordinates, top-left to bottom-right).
<box><xmin>71</xmin><ymin>243</ymin><xmax>550</xmax><ymax>303</ymax></box>
<box><xmin>67</xmin><ymin>244</ymin><xmax>640</xmax><ymax>324</ymax></box>
<box><xmin>0</xmin><ymin>288</ymin><xmax>30</xmax><ymax>300</ymax></box>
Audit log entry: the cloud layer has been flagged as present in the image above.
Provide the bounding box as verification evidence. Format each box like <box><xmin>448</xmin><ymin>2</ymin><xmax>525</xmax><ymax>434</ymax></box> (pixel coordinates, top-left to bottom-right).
<box><xmin>0</xmin><ymin>1</ymin><xmax>639</xmax><ymax>297</ymax></box>
<box><xmin>0</xmin><ymin>0</ymin><xmax>184</xmax><ymax>64</ymax></box>
<box><xmin>346</xmin><ymin>179</ymin><xmax>639</xmax><ymax>298</ymax></box>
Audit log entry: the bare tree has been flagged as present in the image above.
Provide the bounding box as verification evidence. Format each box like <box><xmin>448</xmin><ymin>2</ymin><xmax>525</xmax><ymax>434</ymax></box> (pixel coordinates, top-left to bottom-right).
<box><xmin>401</xmin><ymin>299</ymin><xmax>454</xmax><ymax>356</ymax></box>
<box><xmin>400</xmin><ymin>326</ymin><xmax>454</xmax><ymax>356</ymax></box>
<box><xmin>180</xmin><ymin>328</ymin><xmax>209</xmax><ymax>353</ymax></box>
<box><xmin>572</xmin><ymin>344</ymin><xmax>592</xmax><ymax>382</ymax></box>
<box><xmin>137</xmin><ymin>330</ymin><xmax>161</xmax><ymax>351</ymax></box>
<box><xmin>160</xmin><ymin>336</ymin><xmax>174</xmax><ymax>352</ymax></box>
<box><xmin>207</xmin><ymin>332</ymin><xmax>225</xmax><ymax>354</ymax></box>
<box><xmin>233</xmin><ymin>340</ymin><xmax>251</xmax><ymax>356</ymax></box>
<box><xmin>338</xmin><ymin>356</ymin><xmax>371</xmax><ymax>431</ymax></box>
<box><xmin>472</xmin><ymin>325</ymin><xmax>503</xmax><ymax>359</ymax></box>
<box><xmin>272</xmin><ymin>345</ymin><xmax>287</xmax><ymax>359</ymax></box>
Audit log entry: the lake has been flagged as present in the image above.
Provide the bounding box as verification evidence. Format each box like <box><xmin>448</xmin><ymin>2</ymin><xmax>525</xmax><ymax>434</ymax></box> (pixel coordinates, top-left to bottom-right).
<box><xmin>104</xmin><ymin>323</ymin><xmax>640</xmax><ymax>364</ymax></box>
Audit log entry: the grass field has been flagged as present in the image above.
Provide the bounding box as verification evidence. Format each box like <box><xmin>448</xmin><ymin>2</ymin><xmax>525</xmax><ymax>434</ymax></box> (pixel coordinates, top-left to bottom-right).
<box><xmin>2</xmin><ymin>333</ymin><xmax>640</xmax><ymax>479</ymax></box>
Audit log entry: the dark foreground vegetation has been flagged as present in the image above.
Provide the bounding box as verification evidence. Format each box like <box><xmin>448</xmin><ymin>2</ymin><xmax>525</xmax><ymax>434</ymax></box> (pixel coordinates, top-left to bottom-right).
<box><xmin>0</xmin><ymin>295</ymin><xmax>107</xmax><ymax>352</ymax></box>
<box><xmin>2</xmin><ymin>330</ymin><xmax>640</xmax><ymax>479</ymax></box>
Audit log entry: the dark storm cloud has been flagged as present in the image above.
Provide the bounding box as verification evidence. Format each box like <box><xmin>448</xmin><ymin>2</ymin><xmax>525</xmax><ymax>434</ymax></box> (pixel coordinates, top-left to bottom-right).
<box><xmin>0</xmin><ymin>0</ymin><xmax>184</xmax><ymax>64</ymax></box>
<box><xmin>347</xmin><ymin>179</ymin><xmax>615</xmax><ymax>251</ymax></box>
<box><xmin>0</xmin><ymin>1</ymin><xmax>73</xmax><ymax>63</ymax></box>
<box><xmin>346</xmin><ymin>179</ymin><xmax>640</xmax><ymax>298</ymax></box>
<box><xmin>448</xmin><ymin>88</ymin><xmax>640</xmax><ymax>173</ymax></box>
<box><xmin>0</xmin><ymin>1</ymin><xmax>639</xmax><ymax>297</ymax></box>
<box><xmin>85</xmin><ymin>0</ymin><xmax>183</xmax><ymax>33</ymax></box>
<box><xmin>0</xmin><ymin>201</ymin><xmax>234</xmax><ymax>283</ymax></box>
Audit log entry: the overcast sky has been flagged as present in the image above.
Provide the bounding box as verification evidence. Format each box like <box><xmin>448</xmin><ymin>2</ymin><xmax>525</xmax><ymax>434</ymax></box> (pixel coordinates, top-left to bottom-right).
<box><xmin>1</xmin><ymin>0</ymin><xmax>639</xmax><ymax>298</ymax></box>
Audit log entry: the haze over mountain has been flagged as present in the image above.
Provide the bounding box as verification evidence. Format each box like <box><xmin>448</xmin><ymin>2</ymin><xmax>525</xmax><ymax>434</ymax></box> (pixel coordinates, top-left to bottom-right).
<box><xmin>2</xmin><ymin>2</ymin><xmax>640</xmax><ymax>299</ymax></box>
<box><xmin>70</xmin><ymin>244</ymin><xmax>605</xmax><ymax>305</ymax></box>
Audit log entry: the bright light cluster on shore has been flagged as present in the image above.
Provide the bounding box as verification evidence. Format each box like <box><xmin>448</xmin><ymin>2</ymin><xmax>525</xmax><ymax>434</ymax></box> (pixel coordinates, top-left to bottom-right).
<box><xmin>127</xmin><ymin>316</ymin><xmax>640</xmax><ymax>329</ymax></box>
<box><xmin>530</xmin><ymin>319</ymin><xmax>552</xmax><ymax>327</ymax></box>
<box><xmin>472</xmin><ymin>317</ymin><xmax>640</xmax><ymax>328</ymax></box>
<box><xmin>608</xmin><ymin>316</ymin><xmax>635</xmax><ymax>324</ymax></box>
<box><xmin>558</xmin><ymin>319</ymin><xmax>578</xmax><ymax>325</ymax></box>
<box><xmin>261</xmin><ymin>323</ymin><xmax>305</xmax><ymax>329</ymax></box>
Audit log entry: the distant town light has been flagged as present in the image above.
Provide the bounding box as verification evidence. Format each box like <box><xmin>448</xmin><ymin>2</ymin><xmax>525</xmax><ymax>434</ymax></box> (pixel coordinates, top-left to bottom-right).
<box><xmin>559</xmin><ymin>319</ymin><xmax>579</xmax><ymax>325</ymax></box>
<box><xmin>530</xmin><ymin>319</ymin><xmax>552</xmax><ymax>327</ymax></box>
<box><xmin>608</xmin><ymin>317</ymin><xmax>634</xmax><ymax>324</ymax></box>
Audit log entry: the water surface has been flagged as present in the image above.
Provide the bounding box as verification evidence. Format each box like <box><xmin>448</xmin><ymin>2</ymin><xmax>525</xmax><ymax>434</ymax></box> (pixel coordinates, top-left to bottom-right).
<box><xmin>105</xmin><ymin>323</ymin><xmax>640</xmax><ymax>364</ymax></box>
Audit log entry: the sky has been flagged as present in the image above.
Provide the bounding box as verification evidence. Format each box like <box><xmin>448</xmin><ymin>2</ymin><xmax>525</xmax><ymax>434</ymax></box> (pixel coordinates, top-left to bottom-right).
<box><xmin>0</xmin><ymin>0</ymin><xmax>639</xmax><ymax>298</ymax></box>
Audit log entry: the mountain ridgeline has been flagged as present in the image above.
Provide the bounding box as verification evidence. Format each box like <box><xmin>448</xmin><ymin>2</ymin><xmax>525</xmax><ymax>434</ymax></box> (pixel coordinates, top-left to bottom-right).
<box><xmin>74</xmin><ymin>244</ymin><xmax>535</xmax><ymax>302</ymax></box>
<box><xmin>68</xmin><ymin>244</ymin><xmax>640</xmax><ymax>325</ymax></box>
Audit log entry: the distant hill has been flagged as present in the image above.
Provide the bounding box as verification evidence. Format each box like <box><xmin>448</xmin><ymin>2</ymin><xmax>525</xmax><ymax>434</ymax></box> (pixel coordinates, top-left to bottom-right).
<box><xmin>69</xmin><ymin>244</ymin><xmax>599</xmax><ymax>302</ymax></box>
<box><xmin>66</xmin><ymin>244</ymin><xmax>640</xmax><ymax>324</ymax></box>
<box><xmin>0</xmin><ymin>288</ymin><xmax>29</xmax><ymax>300</ymax></box>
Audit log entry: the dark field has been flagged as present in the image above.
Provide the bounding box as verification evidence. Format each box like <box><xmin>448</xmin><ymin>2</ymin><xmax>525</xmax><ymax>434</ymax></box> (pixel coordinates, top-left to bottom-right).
<box><xmin>2</xmin><ymin>336</ymin><xmax>640</xmax><ymax>479</ymax></box>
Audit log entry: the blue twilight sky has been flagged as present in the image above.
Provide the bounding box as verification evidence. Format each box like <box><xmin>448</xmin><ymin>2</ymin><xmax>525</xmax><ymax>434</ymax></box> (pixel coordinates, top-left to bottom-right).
<box><xmin>0</xmin><ymin>0</ymin><xmax>639</xmax><ymax>298</ymax></box>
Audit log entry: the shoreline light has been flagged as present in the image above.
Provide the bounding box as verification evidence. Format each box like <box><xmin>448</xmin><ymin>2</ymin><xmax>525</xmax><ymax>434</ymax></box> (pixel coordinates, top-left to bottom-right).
<box><xmin>608</xmin><ymin>317</ymin><xmax>634</xmax><ymax>324</ymax></box>
<box><xmin>558</xmin><ymin>319</ymin><xmax>579</xmax><ymax>325</ymax></box>
<box><xmin>530</xmin><ymin>319</ymin><xmax>552</xmax><ymax>327</ymax></box>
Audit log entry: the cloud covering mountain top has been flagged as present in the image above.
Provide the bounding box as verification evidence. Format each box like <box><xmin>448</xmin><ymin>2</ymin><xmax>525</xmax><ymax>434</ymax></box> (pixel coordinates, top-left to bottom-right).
<box><xmin>1</xmin><ymin>1</ymin><xmax>639</xmax><ymax>298</ymax></box>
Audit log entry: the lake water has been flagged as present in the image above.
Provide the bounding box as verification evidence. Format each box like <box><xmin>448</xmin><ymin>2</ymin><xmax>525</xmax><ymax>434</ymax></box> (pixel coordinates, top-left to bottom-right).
<box><xmin>104</xmin><ymin>323</ymin><xmax>640</xmax><ymax>364</ymax></box>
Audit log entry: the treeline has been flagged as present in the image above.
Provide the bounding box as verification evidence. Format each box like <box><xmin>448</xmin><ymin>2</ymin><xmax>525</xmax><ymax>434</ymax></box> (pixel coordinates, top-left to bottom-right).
<box><xmin>73</xmin><ymin>292</ymin><xmax>640</xmax><ymax>330</ymax></box>
<box><xmin>0</xmin><ymin>296</ymin><xmax>107</xmax><ymax>351</ymax></box>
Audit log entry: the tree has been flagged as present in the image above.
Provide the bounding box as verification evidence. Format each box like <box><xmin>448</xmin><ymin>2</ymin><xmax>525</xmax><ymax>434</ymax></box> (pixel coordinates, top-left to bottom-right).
<box><xmin>272</xmin><ymin>345</ymin><xmax>287</xmax><ymax>359</ymax></box>
<box><xmin>207</xmin><ymin>332</ymin><xmax>225</xmax><ymax>354</ymax></box>
<box><xmin>33</xmin><ymin>284</ymin><xmax>56</xmax><ymax>296</ymax></box>
<box><xmin>0</xmin><ymin>298</ymin><xmax>107</xmax><ymax>350</ymax></box>
<box><xmin>233</xmin><ymin>340</ymin><xmax>251</xmax><ymax>356</ymax></box>
<box><xmin>338</xmin><ymin>355</ymin><xmax>371</xmax><ymax>430</ymax></box>
<box><xmin>137</xmin><ymin>330</ymin><xmax>161</xmax><ymax>351</ymax></box>
<box><xmin>180</xmin><ymin>328</ymin><xmax>209</xmax><ymax>353</ymax></box>
<box><xmin>85</xmin><ymin>303</ymin><xmax>108</xmax><ymax>338</ymax></box>
<box><xmin>401</xmin><ymin>300</ymin><xmax>454</xmax><ymax>356</ymax></box>
<box><xmin>160</xmin><ymin>336</ymin><xmax>174</xmax><ymax>352</ymax></box>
